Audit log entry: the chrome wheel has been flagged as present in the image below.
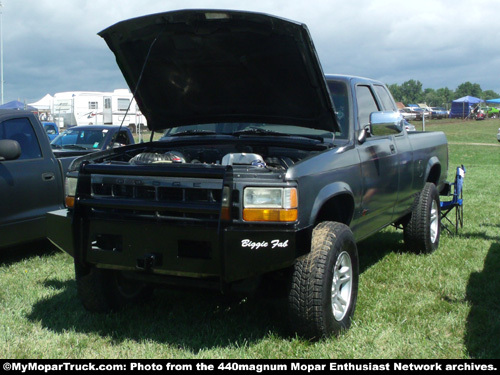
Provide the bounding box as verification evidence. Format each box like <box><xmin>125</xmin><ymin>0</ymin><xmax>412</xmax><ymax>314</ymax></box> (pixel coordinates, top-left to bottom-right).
<box><xmin>331</xmin><ymin>251</ymin><xmax>353</xmax><ymax>321</ymax></box>
<box><xmin>430</xmin><ymin>200</ymin><xmax>439</xmax><ymax>243</ymax></box>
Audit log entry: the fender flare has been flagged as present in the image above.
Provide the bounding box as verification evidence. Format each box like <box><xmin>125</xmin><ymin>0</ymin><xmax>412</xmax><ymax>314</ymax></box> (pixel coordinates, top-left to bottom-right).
<box><xmin>425</xmin><ymin>156</ymin><xmax>442</xmax><ymax>184</ymax></box>
<box><xmin>309</xmin><ymin>182</ymin><xmax>355</xmax><ymax>227</ymax></box>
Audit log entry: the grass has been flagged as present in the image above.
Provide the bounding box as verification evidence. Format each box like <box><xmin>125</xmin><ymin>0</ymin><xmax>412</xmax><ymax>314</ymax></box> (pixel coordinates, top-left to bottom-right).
<box><xmin>1</xmin><ymin>118</ymin><xmax>499</xmax><ymax>359</ymax></box>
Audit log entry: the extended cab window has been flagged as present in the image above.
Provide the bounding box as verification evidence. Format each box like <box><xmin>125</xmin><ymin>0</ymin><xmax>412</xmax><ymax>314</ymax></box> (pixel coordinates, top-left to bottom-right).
<box><xmin>0</xmin><ymin>118</ymin><xmax>42</xmax><ymax>160</ymax></box>
<box><xmin>374</xmin><ymin>85</ymin><xmax>397</xmax><ymax>111</ymax></box>
<box><xmin>356</xmin><ymin>85</ymin><xmax>379</xmax><ymax>126</ymax></box>
<box><xmin>327</xmin><ymin>81</ymin><xmax>349</xmax><ymax>139</ymax></box>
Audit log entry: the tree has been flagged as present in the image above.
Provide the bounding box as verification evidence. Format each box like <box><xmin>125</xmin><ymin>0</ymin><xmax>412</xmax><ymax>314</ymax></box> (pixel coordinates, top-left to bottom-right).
<box><xmin>400</xmin><ymin>80</ymin><xmax>423</xmax><ymax>104</ymax></box>
<box><xmin>386</xmin><ymin>80</ymin><xmax>497</xmax><ymax>108</ymax></box>
<box><xmin>482</xmin><ymin>90</ymin><xmax>500</xmax><ymax>100</ymax></box>
<box><xmin>387</xmin><ymin>84</ymin><xmax>402</xmax><ymax>103</ymax></box>
<box><xmin>436</xmin><ymin>87</ymin><xmax>453</xmax><ymax>107</ymax></box>
<box><xmin>454</xmin><ymin>82</ymin><xmax>482</xmax><ymax>99</ymax></box>
<box><xmin>423</xmin><ymin>88</ymin><xmax>440</xmax><ymax>106</ymax></box>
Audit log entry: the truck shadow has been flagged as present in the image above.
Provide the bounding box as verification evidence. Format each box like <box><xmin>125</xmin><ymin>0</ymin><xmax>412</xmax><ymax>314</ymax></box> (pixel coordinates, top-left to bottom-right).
<box><xmin>0</xmin><ymin>242</ymin><xmax>57</xmax><ymax>268</ymax></box>
<box><xmin>464</xmin><ymin>242</ymin><xmax>500</xmax><ymax>358</ymax></box>
<box><xmin>27</xmin><ymin>278</ymin><xmax>292</xmax><ymax>352</ymax></box>
<box><xmin>357</xmin><ymin>230</ymin><xmax>406</xmax><ymax>272</ymax></box>
<box><xmin>26</xmin><ymin>231</ymin><xmax>405</xmax><ymax>351</ymax></box>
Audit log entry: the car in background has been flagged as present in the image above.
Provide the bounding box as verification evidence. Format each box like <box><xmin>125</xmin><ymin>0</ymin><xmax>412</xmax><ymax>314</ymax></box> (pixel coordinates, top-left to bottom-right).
<box><xmin>430</xmin><ymin>107</ymin><xmax>448</xmax><ymax>119</ymax></box>
<box><xmin>399</xmin><ymin>107</ymin><xmax>417</xmax><ymax>120</ymax></box>
<box><xmin>412</xmin><ymin>108</ymin><xmax>431</xmax><ymax>120</ymax></box>
<box><xmin>497</xmin><ymin>128</ymin><xmax>500</xmax><ymax>142</ymax></box>
<box><xmin>42</xmin><ymin>121</ymin><xmax>59</xmax><ymax>141</ymax></box>
<box><xmin>50</xmin><ymin>125</ymin><xmax>135</xmax><ymax>157</ymax></box>
<box><xmin>404</xmin><ymin>119</ymin><xmax>416</xmax><ymax>132</ymax></box>
<box><xmin>482</xmin><ymin>106</ymin><xmax>500</xmax><ymax>118</ymax></box>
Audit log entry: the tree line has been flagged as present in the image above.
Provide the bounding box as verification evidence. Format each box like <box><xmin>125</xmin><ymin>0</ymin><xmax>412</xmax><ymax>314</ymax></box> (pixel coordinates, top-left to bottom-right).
<box><xmin>387</xmin><ymin>80</ymin><xmax>499</xmax><ymax>108</ymax></box>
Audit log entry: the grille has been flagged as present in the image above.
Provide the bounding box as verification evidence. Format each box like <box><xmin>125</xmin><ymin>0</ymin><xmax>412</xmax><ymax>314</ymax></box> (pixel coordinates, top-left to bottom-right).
<box><xmin>88</xmin><ymin>174</ymin><xmax>224</xmax><ymax>222</ymax></box>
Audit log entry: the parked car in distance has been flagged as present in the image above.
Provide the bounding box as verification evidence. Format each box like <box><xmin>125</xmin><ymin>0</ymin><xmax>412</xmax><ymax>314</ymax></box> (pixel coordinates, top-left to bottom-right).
<box><xmin>42</xmin><ymin>121</ymin><xmax>59</xmax><ymax>141</ymax></box>
<box><xmin>399</xmin><ymin>107</ymin><xmax>417</xmax><ymax>120</ymax></box>
<box><xmin>480</xmin><ymin>106</ymin><xmax>500</xmax><ymax>118</ymax></box>
<box><xmin>412</xmin><ymin>108</ymin><xmax>431</xmax><ymax>120</ymax></box>
<box><xmin>50</xmin><ymin>125</ymin><xmax>135</xmax><ymax>157</ymax></box>
<box><xmin>404</xmin><ymin>119</ymin><xmax>416</xmax><ymax>132</ymax></box>
<box><xmin>497</xmin><ymin>128</ymin><xmax>500</xmax><ymax>142</ymax></box>
<box><xmin>430</xmin><ymin>107</ymin><xmax>448</xmax><ymax>119</ymax></box>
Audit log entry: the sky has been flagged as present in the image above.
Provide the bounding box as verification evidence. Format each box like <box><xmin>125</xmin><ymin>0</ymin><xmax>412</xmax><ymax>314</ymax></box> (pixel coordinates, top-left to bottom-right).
<box><xmin>1</xmin><ymin>0</ymin><xmax>500</xmax><ymax>104</ymax></box>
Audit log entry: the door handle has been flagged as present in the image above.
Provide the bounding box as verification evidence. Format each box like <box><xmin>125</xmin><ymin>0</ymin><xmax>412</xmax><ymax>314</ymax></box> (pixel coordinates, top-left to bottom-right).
<box><xmin>42</xmin><ymin>172</ymin><xmax>55</xmax><ymax>181</ymax></box>
<box><xmin>390</xmin><ymin>144</ymin><xmax>396</xmax><ymax>154</ymax></box>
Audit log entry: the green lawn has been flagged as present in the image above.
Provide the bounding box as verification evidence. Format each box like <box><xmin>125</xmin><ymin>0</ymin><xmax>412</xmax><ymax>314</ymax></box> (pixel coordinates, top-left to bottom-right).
<box><xmin>1</xmin><ymin>118</ymin><xmax>499</xmax><ymax>359</ymax></box>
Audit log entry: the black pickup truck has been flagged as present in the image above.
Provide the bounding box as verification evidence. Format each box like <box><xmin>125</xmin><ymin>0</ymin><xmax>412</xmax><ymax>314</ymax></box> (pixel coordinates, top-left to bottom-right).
<box><xmin>0</xmin><ymin>110</ymin><xmax>75</xmax><ymax>250</ymax></box>
<box><xmin>47</xmin><ymin>10</ymin><xmax>448</xmax><ymax>338</ymax></box>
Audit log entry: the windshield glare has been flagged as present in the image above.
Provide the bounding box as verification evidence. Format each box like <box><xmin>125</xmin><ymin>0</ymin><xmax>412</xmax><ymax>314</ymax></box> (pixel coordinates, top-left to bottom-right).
<box><xmin>161</xmin><ymin>123</ymin><xmax>336</xmax><ymax>140</ymax></box>
<box><xmin>51</xmin><ymin>129</ymin><xmax>107</xmax><ymax>149</ymax></box>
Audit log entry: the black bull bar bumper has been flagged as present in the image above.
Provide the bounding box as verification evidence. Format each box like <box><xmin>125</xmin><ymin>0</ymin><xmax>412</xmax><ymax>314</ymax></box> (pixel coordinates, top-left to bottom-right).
<box><xmin>47</xmin><ymin>162</ymin><xmax>309</xmax><ymax>284</ymax></box>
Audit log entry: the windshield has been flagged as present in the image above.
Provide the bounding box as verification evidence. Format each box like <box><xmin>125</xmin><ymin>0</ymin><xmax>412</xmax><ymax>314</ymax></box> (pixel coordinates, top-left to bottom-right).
<box><xmin>51</xmin><ymin>128</ymin><xmax>107</xmax><ymax>150</ymax></box>
<box><xmin>160</xmin><ymin>123</ymin><xmax>335</xmax><ymax>141</ymax></box>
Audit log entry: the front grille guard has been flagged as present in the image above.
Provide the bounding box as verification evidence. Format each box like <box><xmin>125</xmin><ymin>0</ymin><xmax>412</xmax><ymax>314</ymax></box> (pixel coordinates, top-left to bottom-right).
<box><xmin>72</xmin><ymin>161</ymin><xmax>233</xmax><ymax>267</ymax></box>
<box><xmin>75</xmin><ymin>162</ymin><xmax>231</xmax><ymax>219</ymax></box>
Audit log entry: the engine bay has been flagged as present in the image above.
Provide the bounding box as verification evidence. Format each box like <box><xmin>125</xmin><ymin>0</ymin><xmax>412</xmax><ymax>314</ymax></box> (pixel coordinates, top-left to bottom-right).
<box><xmin>112</xmin><ymin>142</ymin><xmax>318</xmax><ymax>172</ymax></box>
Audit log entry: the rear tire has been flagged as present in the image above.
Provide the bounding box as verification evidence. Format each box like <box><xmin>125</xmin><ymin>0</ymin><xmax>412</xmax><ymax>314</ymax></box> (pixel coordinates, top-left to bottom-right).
<box><xmin>288</xmin><ymin>222</ymin><xmax>359</xmax><ymax>339</ymax></box>
<box><xmin>404</xmin><ymin>182</ymin><xmax>441</xmax><ymax>253</ymax></box>
<box><xmin>75</xmin><ymin>262</ymin><xmax>152</xmax><ymax>312</ymax></box>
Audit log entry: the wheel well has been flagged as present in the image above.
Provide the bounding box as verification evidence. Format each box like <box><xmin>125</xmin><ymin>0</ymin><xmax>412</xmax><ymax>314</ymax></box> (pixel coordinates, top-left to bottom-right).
<box><xmin>427</xmin><ymin>164</ymin><xmax>441</xmax><ymax>185</ymax></box>
<box><xmin>314</xmin><ymin>194</ymin><xmax>354</xmax><ymax>226</ymax></box>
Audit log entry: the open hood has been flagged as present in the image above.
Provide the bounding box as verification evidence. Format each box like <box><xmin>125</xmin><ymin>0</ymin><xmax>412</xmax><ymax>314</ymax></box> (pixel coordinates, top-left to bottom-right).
<box><xmin>99</xmin><ymin>9</ymin><xmax>339</xmax><ymax>133</ymax></box>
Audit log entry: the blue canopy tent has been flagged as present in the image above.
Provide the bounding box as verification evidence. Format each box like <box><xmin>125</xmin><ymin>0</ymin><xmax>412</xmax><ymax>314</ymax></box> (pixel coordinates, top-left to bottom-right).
<box><xmin>0</xmin><ymin>100</ymin><xmax>37</xmax><ymax>111</ymax></box>
<box><xmin>449</xmin><ymin>96</ymin><xmax>483</xmax><ymax>118</ymax></box>
<box><xmin>486</xmin><ymin>98</ymin><xmax>500</xmax><ymax>104</ymax></box>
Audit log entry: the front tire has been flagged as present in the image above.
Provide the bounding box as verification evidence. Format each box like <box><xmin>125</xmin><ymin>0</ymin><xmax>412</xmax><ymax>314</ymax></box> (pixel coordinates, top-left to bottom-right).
<box><xmin>75</xmin><ymin>262</ymin><xmax>152</xmax><ymax>312</ymax></box>
<box><xmin>404</xmin><ymin>182</ymin><xmax>441</xmax><ymax>253</ymax></box>
<box><xmin>288</xmin><ymin>222</ymin><xmax>359</xmax><ymax>339</ymax></box>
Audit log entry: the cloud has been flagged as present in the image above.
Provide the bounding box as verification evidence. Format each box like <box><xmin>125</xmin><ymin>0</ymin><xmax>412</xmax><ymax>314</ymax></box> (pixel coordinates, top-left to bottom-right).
<box><xmin>1</xmin><ymin>0</ymin><xmax>500</xmax><ymax>103</ymax></box>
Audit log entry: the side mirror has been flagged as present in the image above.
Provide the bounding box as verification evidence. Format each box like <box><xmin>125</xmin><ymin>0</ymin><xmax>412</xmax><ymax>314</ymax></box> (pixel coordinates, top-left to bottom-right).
<box><xmin>0</xmin><ymin>139</ymin><xmax>22</xmax><ymax>161</ymax></box>
<box><xmin>369</xmin><ymin>111</ymin><xmax>404</xmax><ymax>137</ymax></box>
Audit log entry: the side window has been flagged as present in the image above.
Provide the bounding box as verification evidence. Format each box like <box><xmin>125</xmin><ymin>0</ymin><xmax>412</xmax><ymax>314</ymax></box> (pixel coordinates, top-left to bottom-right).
<box><xmin>374</xmin><ymin>85</ymin><xmax>397</xmax><ymax>111</ymax></box>
<box><xmin>117</xmin><ymin>98</ymin><xmax>130</xmax><ymax>111</ymax></box>
<box><xmin>104</xmin><ymin>98</ymin><xmax>112</xmax><ymax>109</ymax></box>
<box><xmin>356</xmin><ymin>85</ymin><xmax>379</xmax><ymax>126</ymax></box>
<box><xmin>0</xmin><ymin>118</ymin><xmax>42</xmax><ymax>160</ymax></box>
<box><xmin>327</xmin><ymin>80</ymin><xmax>349</xmax><ymax>139</ymax></box>
<box><xmin>45</xmin><ymin>124</ymin><xmax>57</xmax><ymax>135</ymax></box>
<box><xmin>116</xmin><ymin>131</ymin><xmax>130</xmax><ymax>145</ymax></box>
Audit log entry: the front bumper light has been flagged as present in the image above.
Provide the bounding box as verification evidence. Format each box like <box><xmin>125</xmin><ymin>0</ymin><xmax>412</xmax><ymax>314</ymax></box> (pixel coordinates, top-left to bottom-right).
<box><xmin>243</xmin><ymin>187</ymin><xmax>297</xmax><ymax>222</ymax></box>
<box><xmin>65</xmin><ymin>176</ymin><xmax>78</xmax><ymax>208</ymax></box>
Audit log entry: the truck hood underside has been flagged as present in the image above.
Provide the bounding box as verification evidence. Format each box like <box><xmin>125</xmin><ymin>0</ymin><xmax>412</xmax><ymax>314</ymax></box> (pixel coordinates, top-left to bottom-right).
<box><xmin>98</xmin><ymin>9</ymin><xmax>339</xmax><ymax>133</ymax></box>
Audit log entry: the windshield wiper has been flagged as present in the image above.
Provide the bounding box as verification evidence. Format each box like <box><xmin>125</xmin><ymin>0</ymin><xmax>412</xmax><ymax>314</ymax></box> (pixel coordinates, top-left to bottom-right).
<box><xmin>169</xmin><ymin>130</ymin><xmax>217</xmax><ymax>137</ymax></box>
<box><xmin>231</xmin><ymin>128</ymin><xmax>290</xmax><ymax>137</ymax></box>
<box><xmin>61</xmin><ymin>145</ymin><xmax>89</xmax><ymax>150</ymax></box>
<box><xmin>51</xmin><ymin>144</ymin><xmax>62</xmax><ymax>149</ymax></box>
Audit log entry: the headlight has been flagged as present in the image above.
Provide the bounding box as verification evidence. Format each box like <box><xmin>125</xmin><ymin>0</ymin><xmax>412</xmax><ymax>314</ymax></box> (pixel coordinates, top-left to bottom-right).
<box><xmin>243</xmin><ymin>187</ymin><xmax>297</xmax><ymax>222</ymax></box>
<box><xmin>64</xmin><ymin>176</ymin><xmax>78</xmax><ymax>208</ymax></box>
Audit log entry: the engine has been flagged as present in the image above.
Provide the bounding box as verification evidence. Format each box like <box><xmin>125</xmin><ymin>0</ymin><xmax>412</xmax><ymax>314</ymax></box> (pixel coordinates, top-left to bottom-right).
<box><xmin>126</xmin><ymin>145</ymin><xmax>305</xmax><ymax>171</ymax></box>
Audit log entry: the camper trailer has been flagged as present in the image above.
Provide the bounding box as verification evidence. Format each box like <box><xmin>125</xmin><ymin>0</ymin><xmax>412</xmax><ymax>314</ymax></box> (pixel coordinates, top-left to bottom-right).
<box><xmin>52</xmin><ymin>90</ymin><xmax>146</xmax><ymax>128</ymax></box>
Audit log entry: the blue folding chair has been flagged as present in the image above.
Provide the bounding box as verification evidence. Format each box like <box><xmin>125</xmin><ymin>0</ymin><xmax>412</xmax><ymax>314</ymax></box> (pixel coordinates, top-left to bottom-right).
<box><xmin>440</xmin><ymin>165</ymin><xmax>466</xmax><ymax>234</ymax></box>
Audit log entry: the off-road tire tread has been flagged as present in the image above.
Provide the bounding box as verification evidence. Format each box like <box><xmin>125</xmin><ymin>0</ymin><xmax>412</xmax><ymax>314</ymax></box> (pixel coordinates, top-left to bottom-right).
<box><xmin>288</xmin><ymin>221</ymin><xmax>357</xmax><ymax>339</ymax></box>
<box><xmin>404</xmin><ymin>182</ymin><xmax>440</xmax><ymax>253</ymax></box>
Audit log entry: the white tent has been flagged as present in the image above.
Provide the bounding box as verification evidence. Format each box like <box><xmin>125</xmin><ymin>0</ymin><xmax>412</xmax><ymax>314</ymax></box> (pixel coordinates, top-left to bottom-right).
<box><xmin>29</xmin><ymin>94</ymin><xmax>53</xmax><ymax>111</ymax></box>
